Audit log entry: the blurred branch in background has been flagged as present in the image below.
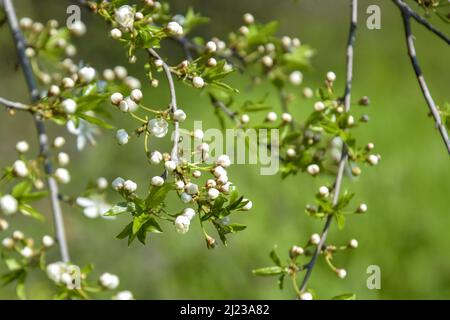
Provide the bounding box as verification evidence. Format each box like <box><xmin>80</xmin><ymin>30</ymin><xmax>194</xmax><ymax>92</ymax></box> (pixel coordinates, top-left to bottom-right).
<box><xmin>393</xmin><ymin>0</ymin><xmax>450</xmax><ymax>154</ymax></box>
<box><xmin>0</xmin><ymin>96</ymin><xmax>30</xmax><ymax>111</ymax></box>
<box><xmin>2</xmin><ymin>0</ymin><xmax>70</xmax><ymax>262</ymax></box>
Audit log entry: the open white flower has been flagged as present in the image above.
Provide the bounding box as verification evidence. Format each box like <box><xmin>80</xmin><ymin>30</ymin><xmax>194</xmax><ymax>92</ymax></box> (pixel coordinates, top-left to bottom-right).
<box><xmin>67</xmin><ymin>119</ymin><xmax>99</xmax><ymax>151</ymax></box>
<box><xmin>148</xmin><ymin>119</ymin><xmax>168</xmax><ymax>138</ymax></box>
<box><xmin>115</xmin><ymin>5</ymin><xmax>135</xmax><ymax>29</ymax></box>
<box><xmin>76</xmin><ymin>196</ymin><xmax>113</xmax><ymax>219</ymax></box>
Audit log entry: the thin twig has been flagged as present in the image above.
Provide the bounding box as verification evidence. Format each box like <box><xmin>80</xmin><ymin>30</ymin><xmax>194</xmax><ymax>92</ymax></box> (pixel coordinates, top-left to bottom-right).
<box><xmin>208</xmin><ymin>93</ymin><xmax>240</xmax><ymax>125</ymax></box>
<box><xmin>299</xmin><ymin>0</ymin><xmax>357</xmax><ymax>295</ymax></box>
<box><xmin>393</xmin><ymin>0</ymin><xmax>450</xmax><ymax>44</ymax></box>
<box><xmin>393</xmin><ymin>0</ymin><xmax>450</xmax><ymax>154</ymax></box>
<box><xmin>146</xmin><ymin>48</ymin><xmax>180</xmax><ymax>163</ymax></box>
<box><xmin>3</xmin><ymin>0</ymin><xmax>70</xmax><ymax>263</ymax></box>
<box><xmin>0</xmin><ymin>96</ymin><xmax>30</xmax><ymax>110</ymax></box>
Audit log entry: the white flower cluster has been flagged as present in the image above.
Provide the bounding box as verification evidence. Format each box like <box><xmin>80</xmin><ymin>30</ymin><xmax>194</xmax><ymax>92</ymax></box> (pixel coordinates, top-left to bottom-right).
<box><xmin>111</xmin><ymin>177</ymin><xmax>138</xmax><ymax>194</ymax></box>
<box><xmin>174</xmin><ymin>208</ymin><xmax>196</xmax><ymax>234</ymax></box>
<box><xmin>46</xmin><ymin>262</ymin><xmax>80</xmax><ymax>288</ymax></box>
<box><xmin>99</xmin><ymin>272</ymin><xmax>120</xmax><ymax>290</ymax></box>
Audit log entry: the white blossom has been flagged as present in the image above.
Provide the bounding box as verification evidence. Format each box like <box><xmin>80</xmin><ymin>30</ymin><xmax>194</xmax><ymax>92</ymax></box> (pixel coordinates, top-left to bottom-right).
<box><xmin>116</xmin><ymin>129</ymin><xmax>129</xmax><ymax>145</ymax></box>
<box><xmin>16</xmin><ymin>141</ymin><xmax>29</xmax><ymax>153</ymax></box>
<box><xmin>99</xmin><ymin>272</ymin><xmax>120</xmax><ymax>290</ymax></box>
<box><xmin>13</xmin><ymin>160</ymin><xmax>29</xmax><ymax>177</ymax></box>
<box><xmin>55</xmin><ymin>168</ymin><xmax>71</xmax><ymax>184</ymax></box>
<box><xmin>151</xmin><ymin>176</ymin><xmax>165</xmax><ymax>187</ymax></box>
<box><xmin>67</xmin><ymin>119</ymin><xmax>99</xmax><ymax>151</ymax></box>
<box><xmin>148</xmin><ymin>119</ymin><xmax>169</xmax><ymax>138</ymax></box>
<box><xmin>78</xmin><ymin>66</ymin><xmax>96</xmax><ymax>83</ymax></box>
<box><xmin>76</xmin><ymin>196</ymin><xmax>112</xmax><ymax>219</ymax></box>
<box><xmin>113</xmin><ymin>290</ymin><xmax>134</xmax><ymax>300</ymax></box>
<box><xmin>174</xmin><ymin>215</ymin><xmax>190</xmax><ymax>234</ymax></box>
<box><xmin>115</xmin><ymin>5</ymin><xmax>135</xmax><ymax>29</ymax></box>
<box><xmin>0</xmin><ymin>195</ymin><xmax>18</xmax><ymax>215</ymax></box>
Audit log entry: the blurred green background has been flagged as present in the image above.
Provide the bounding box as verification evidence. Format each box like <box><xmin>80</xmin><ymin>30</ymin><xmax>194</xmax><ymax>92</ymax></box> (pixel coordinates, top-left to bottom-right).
<box><xmin>0</xmin><ymin>0</ymin><xmax>449</xmax><ymax>300</ymax></box>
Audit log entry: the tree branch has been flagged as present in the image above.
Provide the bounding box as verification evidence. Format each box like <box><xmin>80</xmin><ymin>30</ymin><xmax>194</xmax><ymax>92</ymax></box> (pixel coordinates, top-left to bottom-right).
<box><xmin>393</xmin><ymin>0</ymin><xmax>450</xmax><ymax>154</ymax></box>
<box><xmin>3</xmin><ymin>0</ymin><xmax>70</xmax><ymax>263</ymax></box>
<box><xmin>146</xmin><ymin>48</ymin><xmax>180</xmax><ymax>163</ymax></box>
<box><xmin>393</xmin><ymin>0</ymin><xmax>450</xmax><ymax>44</ymax></box>
<box><xmin>298</xmin><ymin>0</ymin><xmax>357</xmax><ymax>295</ymax></box>
<box><xmin>0</xmin><ymin>96</ymin><xmax>30</xmax><ymax>110</ymax></box>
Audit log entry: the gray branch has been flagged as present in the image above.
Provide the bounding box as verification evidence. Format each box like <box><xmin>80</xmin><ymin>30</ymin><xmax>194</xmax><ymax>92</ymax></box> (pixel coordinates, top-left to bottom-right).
<box><xmin>2</xmin><ymin>0</ymin><xmax>70</xmax><ymax>263</ymax></box>
<box><xmin>0</xmin><ymin>96</ymin><xmax>30</xmax><ymax>110</ymax></box>
<box><xmin>299</xmin><ymin>0</ymin><xmax>358</xmax><ymax>295</ymax></box>
<box><xmin>393</xmin><ymin>0</ymin><xmax>450</xmax><ymax>154</ymax></box>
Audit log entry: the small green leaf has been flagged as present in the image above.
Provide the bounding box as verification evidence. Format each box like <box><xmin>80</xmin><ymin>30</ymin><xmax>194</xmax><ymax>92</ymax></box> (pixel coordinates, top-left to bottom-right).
<box><xmin>116</xmin><ymin>222</ymin><xmax>133</xmax><ymax>240</ymax></box>
<box><xmin>145</xmin><ymin>184</ymin><xmax>173</xmax><ymax>208</ymax></box>
<box><xmin>252</xmin><ymin>266</ymin><xmax>284</xmax><ymax>276</ymax></box>
<box><xmin>19</xmin><ymin>204</ymin><xmax>45</xmax><ymax>221</ymax></box>
<box><xmin>332</xmin><ymin>293</ymin><xmax>356</xmax><ymax>300</ymax></box>
<box><xmin>270</xmin><ymin>246</ymin><xmax>282</xmax><ymax>266</ymax></box>
<box><xmin>335</xmin><ymin>213</ymin><xmax>346</xmax><ymax>230</ymax></box>
<box><xmin>12</xmin><ymin>181</ymin><xmax>32</xmax><ymax>198</ymax></box>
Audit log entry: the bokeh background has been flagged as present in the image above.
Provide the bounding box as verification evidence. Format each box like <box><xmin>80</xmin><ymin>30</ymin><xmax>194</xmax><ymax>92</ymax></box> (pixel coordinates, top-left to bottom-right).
<box><xmin>0</xmin><ymin>0</ymin><xmax>449</xmax><ymax>299</ymax></box>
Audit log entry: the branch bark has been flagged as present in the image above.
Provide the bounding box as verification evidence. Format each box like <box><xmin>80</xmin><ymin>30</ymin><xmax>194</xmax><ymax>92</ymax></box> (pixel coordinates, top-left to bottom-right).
<box><xmin>0</xmin><ymin>96</ymin><xmax>30</xmax><ymax>110</ymax></box>
<box><xmin>393</xmin><ymin>0</ymin><xmax>450</xmax><ymax>154</ymax></box>
<box><xmin>298</xmin><ymin>0</ymin><xmax>357</xmax><ymax>295</ymax></box>
<box><xmin>3</xmin><ymin>0</ymin><xmax>70</xmax><ymax>263</ymax></box>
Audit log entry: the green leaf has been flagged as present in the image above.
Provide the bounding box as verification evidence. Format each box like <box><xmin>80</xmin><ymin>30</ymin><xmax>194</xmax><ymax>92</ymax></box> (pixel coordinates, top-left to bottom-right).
<box><xmin>278</xmin><ymin>274</ymin><xmax>285</xmax><ymax>290</ymax></box>
<box><xmin>145</xmin><ymin>184</ymin><xmax>173</xmax><ymax>208</ymax></box>
<box><xmin>335</xmin><ymin>213</ymin><xmax>346</xmax><ymax>230</ymax></box>
<box><xmin>11</xmin><ymin>181</ymin><xmax>32</xmax><ymax>198</ymax></box>
<box><xmin>226</xmin><ymin>223</ymin><xmax>247</xmax><ymax>233</ymax></box>
<box><xmin>78</xmin><ymin>113</ymin><xmax>114</xmax><ymax>129</ymax></box>
<box><xmin>132</xmin><ymin>216</ymin><xmax>145</xmax><ymax>235</ymax></box>
<box><xmin>143</xmin><ymin>218</ymin><xmax>163</xmax><ymax>234</ymax></box>
<box><xmin>104</xmin><ymin>202</ymin><xmax>130</xmax><ymax>216</ymax></box>
<box><xmin>1</xmin><ymin>269</ymin><xmax>25</xmax><ymax>286</ymax></box>
<box><xmin>116</xmin><ymin>222</ymin><xmax>133</xmax><ymax>240</ymax></box>
<box><xmin>20</xmin><ymin>191</ymin><xmax>48</xmax><ymax>202</ymax></box>
<box><xmin>18</xmin><ymin>204</ymin><xmax>45</xmax><ymax>221</ymax></box>
<box><xmin>4</xmin><ymin>258</ymin><xmax>21</xmax><ymax>271</ymax></box>
<box><xmin>270</xmin><ymin>247</ymin><xmax>282</xmax><ymax>266</ymax></box>
<box><xmin>332</xmin><ymin>293</ymin><xmax>356</xmax><ymax>300</ymax></box>
<box><xmin>252</xmin><ymin>266</ymin><xmax>284</xmax><ymax>276</ymax></box>
<box><xmin>16</xmin><ymin>272</ymin><xmax>27</xmax><ymax>300</ymax></box>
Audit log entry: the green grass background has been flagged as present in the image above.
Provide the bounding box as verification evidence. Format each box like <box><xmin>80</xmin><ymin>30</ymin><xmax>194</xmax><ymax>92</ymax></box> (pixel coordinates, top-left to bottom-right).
<box><xmin>0</xmin><ymin>0</ymin><xmax>449</xmax><ymax>299</ymax></box>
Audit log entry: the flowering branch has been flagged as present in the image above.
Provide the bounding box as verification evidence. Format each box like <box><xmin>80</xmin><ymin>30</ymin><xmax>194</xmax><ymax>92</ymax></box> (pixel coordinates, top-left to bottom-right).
<box><xmin>298</xmin><ymin>0</ymin><xmax>358</xmax><ymax>295</ymax></box>
<box><xmin>393</xmin><ymin>0</ymin><xmax>450</xmax><ymax>154</ymax></box>
<box><xmin>146</xmin><ymin>48</ymin><xmax>180</xmax><ymax>163</ymax></box>
<box><xmin>2</xmin><ymin>0</ymin><xmax>70</xmax><ymax>263</ymax></box>
<box><xmin>0</xmin><ymin>96</ymin><xmax>30</xmax><ymax>111</ymax></box>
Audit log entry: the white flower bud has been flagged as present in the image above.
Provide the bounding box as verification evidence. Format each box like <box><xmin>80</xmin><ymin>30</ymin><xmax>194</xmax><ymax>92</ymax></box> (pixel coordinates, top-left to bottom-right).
<box><xmin>192</xmin><ymin>76</ymin><xmax>205</xmax><ymax>89</ymax></box>
<box><xmin>103</xmin><ymin>69</ymin><xmax>115</xmax><ymax>81</ymax></box>
<box><xmin>326</xmin><ymin>71</ymin><xmax>337</xmax><ymax>82</ymax></box>
<box><xmin>292</xmin><ymin>38</ymin><xmax>301</xmax><ymax>47</ymax></box>
<box><xmin>20</xmin><ymin>17</ymin><xmax>33</xmax><ymax>29</ymax></box>
<box><xmin>2</xmin><ymin>237</ymin><xmax>14</xmax><ymax>249</ymax></box>
<box><xmin>281</xmin><ymin>113</ymin><xmax>293</xmax><ymax>123</ymax></box>
<box><xmin>115</xmin><ymin>129</ymin><xmax>129</xmax><ymax>145</ymax></box>
<box><xmin>174</xmin><ymin>215</ymin><xmax>190</xmax><ymax>234</ymax></box>
<box><xmin>114</xmin><ymin>290</ymin><xmax>134</xmax><ymax>300</ymax></box>
<box><xmin>300</xmin><ymin>292</ymin><xmax>313</xmax><ymax>300</ymax></box>
<box><xmin>13</xmin><ymin>160</ymin><xmax>29</xmax><ymax>177</ymax></box>
<box><xmin>217</xmin><ymin>174</ymin><xmax>228</xmax><ymax>185</ymax></box>
<box><xmin>154</xmin><ymin>59</ymin><xmax>164</xmax><ymax>68</ymax></box>
<box><xmin>78</xmin><ymin>66</ymin><xmax>96</xmax><ymax>83</ymax></box>
<box><xmin>13</xmin><ymin>230</ymin><xmax>24</xmax><ymax>240</ymax></box>
<box><xmin>197</xmin><ymin>142</ymin><xmax>210</xmax><ymax>153</ymax></box>
<box><xmin>16</xmin><ymin>141</ymin><xmax>29</xmax><ymax>153</ymax></box>
<box><xmin>357</xmin><ymin>203</ymin><xmax>368</xmax><ymax>213</ymax></box>
<box><xmin>42</xmin><ymin>235</ymin><xmax>55</xmax><ymax>248</ymax></box>
<box><xmin>151</xmin><ymin>176</ymin><xmax>164</xmax><ymax>187</ymax></box>
<box><xmin>291</xmin><ymin>245</ymin><xmax>304</xmax><ymax>256</ymax></box>
<box><xmin>150</xmin><ymin>151</ymin><xmax>163</xmax><ymax>164</ymax></box>
<box><xmin>69</xmin><ymin>21</ymin><xmax>86</xmax><ymax>37</ymax></box>
<box><xmin>57</xmin><ymin>152</ymin><xmax>70</xmax><ymax>167</ymax></box>
<box><xmin>99</xmin><ymin>272</ymin><xmax>120</xmax><ymax>290</ymax></box>
<box><xmin>114</xmin><ymin>66</ymin><xmax>128</xmax><ymax>79</ymax></box>
<box><xmin>53</xmin><ymin>137</ymin><xmax>66</xmax><ymax>148</ymax></box>
<box><xmin>206</xmin><ymin>179</ymin><xmax>217</xmax><ymax>188</ymax></box>
<box><xmin>0</xmin><ymin>219</ymin><xmax>9</xmax><ymax>231</ymax></box>
<box><xmin>262</xmin><ymin>55</ymin><xmax>273</xmax><ymax>68</ymax></box>
<box><xmin>55</xmin><ymin>168</ymin><xmax>71</xmax><ymax>184</ymax></box>
<box><xmin>239</xmin><ymin>26</ymin><xmax>249</xmax><ymax>35</ymax></box>
<box><xmin>110</xmin><ymin>28</ymin><xmax>122</xmax><ymax>39</ymax></box>
<box><xmin>61</xmin><ymin>99</ymin><xmax>77</xmax><ymax>114</ymax></box>
<box><xmin>173</xmin><ymin>109</ymin><xmax>186</xmax><ymax>122</ymax></box>
<box><xmin>48</xmin><ymin>85</ymin><xmax>61</xmax><ymax>97</ymax></box>
<box><xmin>180</xmin><ymin>192</ymin><xmax>192</xmax><ymax>203</ymax></box>
<box><xmin>216</xmin><ymin>154</ymin><xmax>231</xmax><ymax>168</ymax></box>
<box><xmin>349</xmin><ymin>239</ymin><xmax>358</xmax><ymax>249</ymax></box>
<box><xmin>310</xmin><ymin>233</ymin><xmax>321</xmax><ymax>245</ymax></box>
<box><xmin>164</xmin><ymin>160</ymin><xmax>177</xmax><ymax>172</ymax></box>
<box><xmin>185</xmin><ymin>182</ymin><xmax>199</xmax><ymax>195</ymax></box>
<box><xmin>286</xmin><ymin>148</ymin><xmax>296</xmax><ymax>158</ymax></box>
<box><xmin>243</xmin><ymin>13</ymin><xmax>255</xmax><ymax>24</ymax></box>
<box><xmin>151</xmin><ymin>79</ymin><xmax>159</xmax><ymax>87</ymax></box>
<box><xmin>0</xmin><ymin>195</ymin><xmax>18</xmax><ymax>215</ymax></box>
<box><xmin>166</xmin><ymin>21</ymin><xmax>183</xmax><ymax>36</ymax></box>
<box><xmin>192</xmin><ymin>129</ymin><xmax>205</xmax><ymax>141</ymax></box>
<box><xmin>266</xmin><ymin>112</ymin><xmax>277</xmax><ymax>122</ymax></box>
<box><xmin>111</xmin><ymin>177</ymin><xmax>125</xmax><ymax>190</ymax></box>
<box><xmin>367</xmin><ymin>142</ymin><xmax>375</xmax><ymax>150</ymax></box>
<box><xmin>347</xmin><ymin>115</ymin><xmax>355</xmax><ymax>127</ymax></box>
<box><xmin>314</xmin><ymin>101</ymin><xmax>325</xmax><ymax>112</ymax></box>
<box><xmin>281</xmin><ymin>36</ymin><xmax>292</xmax><ymax>49</ymax></box>
<box><xmin>20</xmin><ymin>246</ymin><xmax>33</xmax><ymax>258</ymax></box>
<box><xmin>207</xmin><ymin>58</ymin><xmax>217</xmax><ymax>67</ymax></box>
<box><xmin>336</xmin><ymin>268</ymin><xmax>347</xmax><ymax>279</ymax></box>
<box><xmin>368</xmin><ymin>154</ymin><xmax>379</xmax><ymax>166</ymax></box>
<box><xmin>192</xmin><ymin>170</ymin><xmax>201</xmax><ymax>178</ymax></box>
<box><xmin>207</xmin><ymin>188</ymin><xmax>220</xmax><ymax>200</ymax></box>
<box><xmin>240</xmin><ymin>114</ymin><xmax>250</xmax><ymax>124</ymax></box>
<box><xmin>175</xmin><ymin>180</ymin><xmax>185</xmax><ymax>190</ymax></box>
<box><xmin>213</xmin><ymin>166</ymin><xmax>227</xmax><ymax>177</ymax></box>
<box><xmin>241</xmin><ymin>199</ymin><xmax>252</xmax><ymax>211</ymax></box>
<box><xmin>182</xmin><ymin>208</ymin><xmax>196</xmax><ymax>220</ymax></box>
<box><xmin>205</xmin><ymin>41</ymin><xmax>217</xmax><ymax>52</ymax></box>
<box><xmin>110</xmin><ymin>92</ymin><xmax>124</xmax><ymax>105</ymax></box>
<box><xmin>123</xmin><ymin>180</ymin><xmax>137</xmax><ymax>193</ymax></box>
<box><xmin>306</xmin><ymin>164</ymin><xmax>320</xmax><ymax>176</ymax></box>
<box><xmin>220</xmin><ymin>182</ymin><xmax>231</xmax><ymax>194</ymax></box>
<box><xmin>289</xmin><ymin>71</ymin><xmax>303</xmax><ymax>86</ymax></box>
<box><xmin>303</xmin><ymin>87</ymin><xmax>314</xmax><ymax>99</ymax></box>
<box><xmin>24</xmin><ymin>47</ymin><xmax>35</xmax><ymax>58</ymax></box>
<box><xmin>135</xmin><ymin>12</ymin><xmax>144</xmax><ymax>20</ymax></box>
<box><xmin>115</xmin><ymin>5</ymin><xmax>135</xmax><ymax>29</ymax></box>
<box><xmin>62</xmin><ymin>77</ymin><xmax>75</xmax><ymax>89</ymax></box>
<box><xmin>130</xmin><ymin>89</ymin><xmax>143</xmax><ymax>102</ymax></box>
<box><xmin>318</xmin><ymin>186</ymin><xmax>329</xmax><ymax>197</ymax></box>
